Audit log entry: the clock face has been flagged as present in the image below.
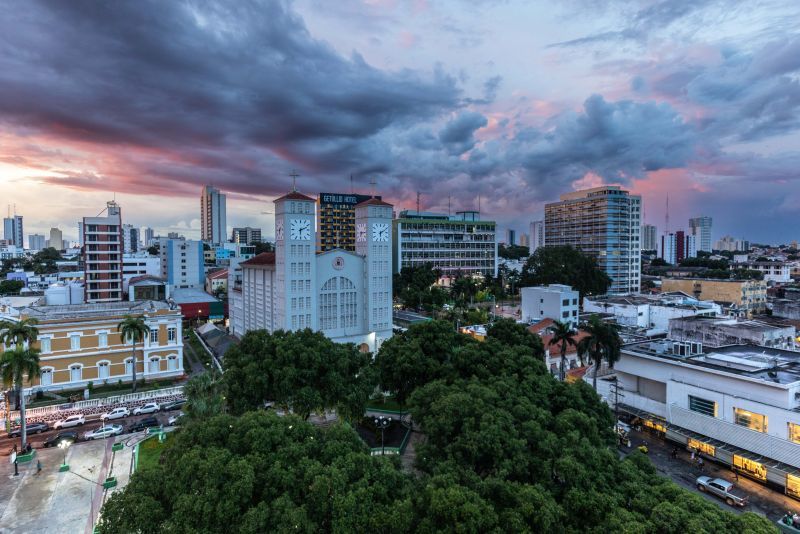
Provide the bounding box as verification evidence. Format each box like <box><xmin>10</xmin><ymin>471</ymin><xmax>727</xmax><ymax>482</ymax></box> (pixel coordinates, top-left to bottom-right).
<box><xmin>275</xmin><ymin>220</ymin><xmax>284</xmax><ymax>241</ymax></box>
<box><xmin>356</xmin><ymin>223</ymin><xmax>367</xmax><ymax>243</ymax></box>
<box><xmin>290</xmin><ymin>218</ymin><xmax>311</xmax><ymax>241</ymax></box>
<box><xmin>372</xmin><ymin>222</ymin><xmax>389</xmax><ymax>242</ymax></box>
<box><xmin>333</xmin><ymin>256</ymin><xmax>345</xmax><ymax>270</ymax></box>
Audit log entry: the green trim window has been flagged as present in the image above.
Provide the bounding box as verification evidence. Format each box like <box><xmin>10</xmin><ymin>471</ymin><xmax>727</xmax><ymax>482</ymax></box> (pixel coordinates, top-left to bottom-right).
<box><xmin>688</xmin><ymin>395</ymin><xmax>717</xmax><ymax>417</ymax></box>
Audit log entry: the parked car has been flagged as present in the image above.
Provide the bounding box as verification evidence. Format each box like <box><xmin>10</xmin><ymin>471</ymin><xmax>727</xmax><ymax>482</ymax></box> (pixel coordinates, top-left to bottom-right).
<box><xmin>8</xmin><ymin>421</ymin><xmax>49</xmax><ymax>438</ymax></box>
<box><xmin>133</xmin><ymin>402</ymin><xmax>160</xmax><ymax>415</ymax></box>
<box><xmin>43</xmin><ymin>431</ymin><xmax>79</xmax><ymax>448</ymax></box>
<box><xmin>160</xmin><ymin>399</ymin><xmax>186</xmax><ymax>412</ymax></box>
<box><xmin>128</xmin><ymin>417</ymin><xmax>160</xmax><ymax>433</ymax></box>
<box><xmin>168</xmin><ymin>412</ymin><xmax>185</xmax><ymax>426</ymax></box>
<box><xmin>101</xmin><ymin>407</ymin><xmax>130</xmax><ymax>420</ymax></box>
<box><xmin>54</xmin><ymin>414</ymin><xmax>86</xmax><ymax>429</ymax></box>
<box><xmin>696</xmin><ymin>476</ymin><xmax>748</xmax><ymax>507</ymax></box>
<box><xmin>83</xmin><ymin>424</ymin><xmax>123</xmax><ymax>441</ymax></box>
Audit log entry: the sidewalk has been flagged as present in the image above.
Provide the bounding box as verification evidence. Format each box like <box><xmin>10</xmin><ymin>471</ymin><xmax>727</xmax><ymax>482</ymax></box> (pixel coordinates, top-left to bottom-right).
<box><xmin>622</xmin><ymin>428</ymin><xmax>799</xmax><ymax>521</ymax></box>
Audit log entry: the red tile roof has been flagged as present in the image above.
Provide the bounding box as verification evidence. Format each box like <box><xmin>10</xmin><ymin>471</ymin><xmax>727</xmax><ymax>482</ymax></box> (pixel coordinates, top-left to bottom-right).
<box><xmin>527</xmin><ymin>318</ymin><xmax>555</xmax><ymax>334</ymax></box>
<box><xmin>541</xmin><ymin>331</ymin><xmax>591</xmax><ymax>356</ymax></box>
<box><xmin>274</xmin><ymin>191</ymin><xmax>315</xmax><ymax>202</ymax></box>
<box><xmin>207</xmin><ymin>269</ymin><xmax>228</xmax><ymax>279</ymax></box>
<box><xmin>354</xmin><ymin>197</ymin><xmax>392</xmax><ymax>208</ymax></box>
<box><xmin>240</xmin><ymin>252</ymin><xmax>276</xmax><ymax>266</ymax></box>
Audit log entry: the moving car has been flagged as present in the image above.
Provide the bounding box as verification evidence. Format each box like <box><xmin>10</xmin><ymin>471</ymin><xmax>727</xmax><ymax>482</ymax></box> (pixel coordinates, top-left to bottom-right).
<box><xmin>8</xmin><ymin>421</ymin><xmax>49</xmax><ymax>438</ymax></box>
<box><xmin>168</xmin><ymin>412</ymin><xmax>184</xmax><ymax>426</ymax></box>
<box><xmin>43</xmin><ymin>431</ymin><xmax>79</xmax><ymax>448</ymax></box>
<box><xmin>54</xmin><ymin>414</ymin><xmax>86</xmax><ymax>429</ymax></box>
<box><xmin>83</xmin><ymin>424</ymin><xmax>123</xmax><ymax>440</ymax></box>
<box><xmin>101</xmin><ymin>407</ymin><xmax>130</xmax><ymax>420</ymax></box>
<box><xmin>160</xmin><ymin>399</ymin><xmax>186</xmax><ymax>412</ymax></box>
<box><xmin>133</xmin><ymin>402</ymin><xmax>160</xmax><ymax>415</ymax></box>
<box><xmin>127</xmin><ymin>417</ymin><xmax>160</xmax><ymax>433</ymax></box>
<box><xmin>696</xmin><ymin>476</ymin><xmax>748</xmax><ymax>507</ymax></box>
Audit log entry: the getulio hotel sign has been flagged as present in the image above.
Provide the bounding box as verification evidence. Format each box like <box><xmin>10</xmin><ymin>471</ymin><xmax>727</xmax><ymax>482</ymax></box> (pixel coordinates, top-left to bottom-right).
<box><xmin>319</xmin><ymin>193</ymin><xmax>380</xmax><ymax>205</ymax></box>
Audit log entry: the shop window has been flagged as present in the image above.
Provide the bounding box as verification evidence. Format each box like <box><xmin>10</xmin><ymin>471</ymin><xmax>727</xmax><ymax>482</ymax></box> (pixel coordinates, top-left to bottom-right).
<box><xmin>689</xmin><ymin>395</ymin><xmax>717</xmax><ymax>417</ymax></box>
<box><xmin>734</xmin><ymin>408</ymin><xmax>767</xmax><ymax>433</ymax></box>
<box><xmin>732</xmin><ymin>454</ymin><xmax>767</xmax><ymax>481</ymax></box>
<box><xmin>687</xmin><ymin>438</ymin><xmax>715</xmax><ymax>457</ymax></box>
<box><xmin>789</xmin><ymin>422</ymin><xmax>800</xmax><ymax>444</ymax></box>
<box><xmin>787</xmin><ymin>473</ymin><xmax>800</xmax><ymax>499</ymax></box>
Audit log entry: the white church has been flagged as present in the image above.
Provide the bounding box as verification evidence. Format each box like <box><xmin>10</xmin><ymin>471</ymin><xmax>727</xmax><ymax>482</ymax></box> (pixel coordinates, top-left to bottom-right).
<box><xmin>229</xmin><ymin>189</ymin><xmax>393</xmax><ymax>351</ymax></box>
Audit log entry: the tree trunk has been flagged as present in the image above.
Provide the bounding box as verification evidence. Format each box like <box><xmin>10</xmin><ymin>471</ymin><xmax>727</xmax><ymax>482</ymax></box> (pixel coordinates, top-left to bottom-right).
<box><xmin>559</xmin><ymin>346</ymin><xmax>567</xmax><ymax>382</ymax></box>
<box><xmin>19</xmin><ymin>382</ymin><xmax>27</xmax><ymax>450</ymax></box>
<box><xmin>592</xmin><ymin>351</ymin><xmax>599</xmax><ymax>391</ymax></box>
<box><xmin>131</xmin><ymin>341</ymin><xmax>137</xmax><ymax>393</ymax></box>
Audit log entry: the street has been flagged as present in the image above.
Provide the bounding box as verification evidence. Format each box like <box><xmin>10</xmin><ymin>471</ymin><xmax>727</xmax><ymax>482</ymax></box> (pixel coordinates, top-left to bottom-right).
<box><xmin>623</xmin><ymin>427</ymin><xmax>799</xmax><ymax>522</ymax></box>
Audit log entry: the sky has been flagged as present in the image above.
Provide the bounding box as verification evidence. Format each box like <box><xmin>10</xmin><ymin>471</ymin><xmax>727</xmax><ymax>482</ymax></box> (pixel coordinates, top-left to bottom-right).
<box><xmin>1</xmin><ymin>0</ymin><xmax>800</xmax><ymax>245</ymax></box>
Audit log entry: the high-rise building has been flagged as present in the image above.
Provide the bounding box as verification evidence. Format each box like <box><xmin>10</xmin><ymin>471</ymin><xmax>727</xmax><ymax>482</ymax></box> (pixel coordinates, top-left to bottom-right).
<box><xmin>48</xmin><ymin>227</ymin><xmax>63</xmax><ymax>251</ymax></box>
<box><xmin>529</xmin><ymin>220</ymin><xmax>545</xmax><ymax>254</ymax></box>
<box><xmin>392</xmin><ymin>210</ymin><xmax>498</xmax><ymax>279</ymax></box>
<box><xmin>200</xmin><ymin>185</ymin><xmax>227</xmax><ymax>245</ymax></box>
<box><xmin>641</xmin><ymin>224</ymin><xmax>657</xmax><ymax>251</ymax></box>
<box><xmin>83</xmin><ymin>201</ymin><xmax>124</xmax><ymax>303</ymax></box>
<box><xmin>77</xmin><ymin>222</ymin><xmax>84</xmax><ymax>247</ymax></box>
<box><xmin>143</xmin><ymin>227</ymin><xmax>155</xmax><ymax>247</ymax></box>
<box><xmin>3</xmin><ymin>215</ymin><xmax>23</xmax><ymax>247</ymax></box>
<box><xmin>545</xmin><ymin>186</ymin><xmax>641</xmax><ymax>295</ymax></box>
<box><xmin>317</xmin><ymin>192</ymin><xmax>380</xmax><ymax>252</ymax></box>
<box><xmin>714</xmin><ymin>235</ymin><xmax>750</xmax><ymax>252</ymax></box>
<box><xmin>230</xmin><ymin>191</ymin><xmax>393</xmax><ymax>351</ymax></box>
<box><xmin>159</xmin><ymin>238</ymin><xmax>204</xmax><ymax>289</ymax></box>
<box><xmin>506</xmin><ymin>229</ymin><xmax>516</xmax><ymax>246</ymax></box>
<box><xmin>232</xmin><ymin>227</ymin><xmax>262</xmax><ymax>245</ymax></box>
<box><xmin>28</xmin><ymin>234</ymin><xmax>45</xmax><ymax>250</ymax></box>
<box><xmin>659</xmin><ymin>231</ymin><xmax>696</xmax><ymax>264</ymax></box>
<box><xmin>122</xmin><ymin>224</ymin><xmax>139</xmax><ymax>253</ymax></box>
<box><xmin>689</xmin><ymin>216</ymin><xmax>713</xmax><ymax>253</ymax></box>
<box><xmin>519</xmin><ymin>233</ymin><xmax>530</xmax><ymax>248</ymax></box>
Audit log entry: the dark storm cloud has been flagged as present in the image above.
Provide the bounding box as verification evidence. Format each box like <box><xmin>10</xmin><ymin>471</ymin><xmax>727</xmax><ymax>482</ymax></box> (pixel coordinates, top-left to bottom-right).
<box><xmin>438</xmin><ymin>111</ymin><xmax>488</xmax><ymax>155</ymax></box>
<box><xmin>0</xmin><ymin>0</ymin><xmax>460</xmax><ymax>192</ymax></box>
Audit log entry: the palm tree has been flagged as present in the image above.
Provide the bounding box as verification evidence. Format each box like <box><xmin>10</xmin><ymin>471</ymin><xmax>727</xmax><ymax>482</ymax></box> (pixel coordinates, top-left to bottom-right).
<box><xmin>0</xmin><ymin>317</ymin><xmax>40</xmax><ymax>347</ymax></box>
<box><xmin>577</xmin><ymin>315</ymin><xmax>623</xmax><ymax>390</ymax></box>
<box><xmin>548</xmin><ymin>320</ymin><xmax>577</xmax><ymax>382</ymax></box>
<box><xmin>0</xmin><ymin>318</ymin><xmax>40</xmax><ymax>410</ymax></box>
<box><xmin>0</xmin><ymin>347</ymin><xmax>41</xmax><ymax>449</ymax></box>
<box><xmin>117</xmin><ymin>315</ymin><xmax>150</xmax><ymax>393</ymax></box>
<box><xmin>183</xmin><ymin>372</ymin><xmax>224</xmax><ymax>420</ymax></box>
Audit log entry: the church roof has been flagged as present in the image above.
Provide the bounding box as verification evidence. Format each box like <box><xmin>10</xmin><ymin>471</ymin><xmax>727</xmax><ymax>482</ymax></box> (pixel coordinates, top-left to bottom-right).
<box><xmin>274</xmin><ymin>191</ymin><xmax>315</xmax><ymax>202</ymax></box>
<box><xmin>354</xmin><ymin>197</ymin><xmax>392</xmax><ymax>208</ymax></box>
<box><xmin>240</xmin><ymin>252</ymin><xmax>276</xmax><ymax>267</ymax></box>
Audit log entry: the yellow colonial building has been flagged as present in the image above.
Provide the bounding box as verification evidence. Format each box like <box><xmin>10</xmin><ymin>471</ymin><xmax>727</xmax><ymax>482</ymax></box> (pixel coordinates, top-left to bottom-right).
<box><xmin>2</xmin><ymin>300</ymin><xmax>184</xmax><ymax>392</ymax></box>
<box><xmin>660</xmin><ymin>278</ymin><xmax>767</xmax><ymax>317</ymax></box>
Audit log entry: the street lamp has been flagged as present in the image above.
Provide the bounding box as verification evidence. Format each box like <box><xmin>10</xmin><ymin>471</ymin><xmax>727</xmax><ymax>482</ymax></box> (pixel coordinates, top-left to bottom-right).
<box><xmin>58</xmin><ymin>440</ymin><xmax>71</xmax><ymax>471</ymax></box>
<box><xmin>374</xmin><ymin>416</ymin><xmax>392</xmax><ymax>456</ymax></box>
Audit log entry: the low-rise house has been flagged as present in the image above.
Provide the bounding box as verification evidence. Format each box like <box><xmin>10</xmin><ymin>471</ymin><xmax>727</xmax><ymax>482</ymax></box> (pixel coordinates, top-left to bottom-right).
<box><xmin>668</xmin><ymin>316</ymin><xmax>796</xmax><ymax>349</ymax></box>
<box><xmin>520</xmin><ymin>284</ymin><xmax>579</xmax><ymax>327</ymax></box>
<box><xmin>584</xmin><ymin>292</ymin><xmax>720</xmax><ymax>335</ymax></box>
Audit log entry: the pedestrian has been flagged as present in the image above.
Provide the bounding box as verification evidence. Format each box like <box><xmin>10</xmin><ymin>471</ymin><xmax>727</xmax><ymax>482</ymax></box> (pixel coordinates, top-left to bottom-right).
<box><xmin>36</xmin><ymin>460</ymin><xmax>42</xmax><ymax>475</ymax></box>
<box><xmin>671</xmin><ymin>447</ymin><xmax>678</xmax><ymax>459</ymax></box>
<box><xmin>733</xmin><ymin>471</ymin><xmax>739</xmax><ymax>482</ymax></box>
<box><xmin>698</xmin><ymin>458</ymin><xmax>705</xmax><ymax>471</ymax></box>
<box><xmin>690</xmin><ymin>450</ymin><xmax>696</xmax><ymax>461</ymax></box>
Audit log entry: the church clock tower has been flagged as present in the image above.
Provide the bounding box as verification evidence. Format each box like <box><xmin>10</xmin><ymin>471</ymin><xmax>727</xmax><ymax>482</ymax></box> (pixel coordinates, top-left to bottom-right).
<box><xmin>355</xmin><ymin>197</ymin><xmax>393</xmax><ymax>342</ymax></box>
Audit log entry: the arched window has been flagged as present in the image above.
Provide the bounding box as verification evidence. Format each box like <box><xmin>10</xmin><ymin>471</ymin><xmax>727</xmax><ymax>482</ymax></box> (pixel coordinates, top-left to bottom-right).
<box><xmin>98</xmin><ymin>361</ymin><xmax>110</xmax><ymax>379</ymax></box>
<box><xmin>69</xmin><ymin>365</ymin><xmax>83</xmax><ymax>383</ymax></box>
<box><xmin>40</xmin><ymin>367</ymin><xmax>54</xmax><ymax>386</ymax></box>
<box><xmin>149</xmin><ymin>357</ymin><xmax>160</xmax><ymax>374</ymax></box>
<box><xmin>167</xmin><ymin>355</ymin><xmax>178</xmax><ymax>371</ymax></box>
<box><xmin>319</xmin><ymin>277</ymin><xmax>358</xmax><ymax>331</ymax></box>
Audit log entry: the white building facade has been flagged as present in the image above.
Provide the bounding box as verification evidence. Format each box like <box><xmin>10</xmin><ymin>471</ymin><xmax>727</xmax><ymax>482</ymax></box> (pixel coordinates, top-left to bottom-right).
<box><xmin>520</xmin><ymin>284</ymin><xmax>580</xmax><ymax>327</ymax></box>
<box><xmin>689</xmin><ymin>216</ymin><xmax>713</xmax><ymax>253</ymax></box>
<box><xmin>599</xmin><ymin>341</ymin><xmax>800</xmax><ymax>499</ymax></box>
<box><xmin>231</xmin><ymin>192</ymin><xmax>393</xmax><ymax>352</ymax></box>
<box><xmin>159</xmin><ymin>238</ymin><xmax>204</xmax><ymax>290</ymax></box>
<box><xmin>201</xmin><ymin>185</ymin><xmax>227</xmax><ymax>245</ymax></box>
<box><xmin>583</xmin><ymin>293</ymin><xmax>721</xmax><ymax>335</ymax></box>
<box><xmin>529</xmin><ymin>220</ymin><xmax>545</xmax><ymax>254</ymax></box>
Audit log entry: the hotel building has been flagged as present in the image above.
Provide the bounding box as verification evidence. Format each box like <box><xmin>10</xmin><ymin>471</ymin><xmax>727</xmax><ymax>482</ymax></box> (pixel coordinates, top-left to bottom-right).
<box><xmin>544</xmin><ymin>186</ymin><xmax>641</xmax><ymax>295</ymax></box>
<box><xmin>317</xmin><ymin>192</ymin><xmax>379</xmax><ymax>252</ymax></box>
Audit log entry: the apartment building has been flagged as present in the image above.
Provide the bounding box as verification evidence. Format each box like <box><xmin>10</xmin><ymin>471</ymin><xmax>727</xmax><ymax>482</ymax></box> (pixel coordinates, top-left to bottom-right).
<box><xmin>392</xmin><ymin>210</ymin><xmax>497</xmax><ymax>278</ymax></box>
<box><xmin>200</xmin><ymin>185</ymin><xmax>227</xmax><ymax>245</ymax></box>
<box><xmin>3</xmin><ymin>215</ymin><xmax>23</xmax><ymax>247</ymax></box>
<box><xmin>598</xmin><ymin>340</ymin><xmax>800</xmax><ymax>499</ymax></box>
<box><xmin>231</xmin><ymin>226</ymin><xmax>262</xmax><ymax>245</ymax></box>
<box><xmin>1</xmin><ymin>300</ymin><xmax>184</xmax><ymax>392</ymax></box>
<box><xmin>736</xmin><ymin>261</ymin><xmax>791</xmax><ymax>283</ymax></box>
<box><xmin>28</xmin><ymin>234</ymin><xmax>45</xmax><ymax>251</ymax></box>
<box><xmin>641</xmin><ymin>224</ymin><xmax>657</xmax><ymax>251</ymax></box>
<box><xmin>159</xmin><ymin>238</ymin><xmax>204</xmax><ymax>290</ymax></box>
<box><xmin>48</xmin><ymin>227</ymin><xmax>63</xmax><ymax>251</ymax></box>
<box><xmin>545</xmin><ymin>186</ymin><xmax>641</xmax><ymax>295</ymax></box>
<box><xmin>520</xmin><ymin>284</ymin><xmax>579</xmax><ymax>327</ymax></box>
<box><xmin>122</xmin><ymin>224</ymin><xmax>140</xmax><ymax>253</ymax></box>
<box><xmin>688</xmin><ymin>216</ymin><xmax>713</xmax><ymax>253</ymax></box>
<box><xmin>529</xmin><ymin>220</ymin><xmax>545</xmax><ymax>254</ymax></box>
<box><xmin>83</xmin><ymin>201</ymin><xmax>124</xmax><ymax>303</ymax></box>
<box><xmin>660</xmin><ymin>278</ymin><xmax>767</xmax><ymax>317</ymax></box>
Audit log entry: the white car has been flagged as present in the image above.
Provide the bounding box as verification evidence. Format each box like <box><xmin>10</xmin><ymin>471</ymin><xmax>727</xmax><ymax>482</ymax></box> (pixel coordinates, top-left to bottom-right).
<box><xmin>54</xmin><ymin>414</ymin><xmax>85</xmax><ymax>429</ymax></box>
<box><xmin>83</xmin><ymin>424</ymin><xmax>123</xmax><ymax>440</ymax></box>
<box><xmin>133</xmin><ymin>402</ymin><xmax>160</xmax><ymax>415</ymax></box>
<box><xmin>168</xmin><ymin>412</ymin><xmax>184</xmax><ymax>426</ymax></box>
<box><xmin>101</xmin><ymin>407</ymin><xmax>130</xmax><ymax>420</ymax></box>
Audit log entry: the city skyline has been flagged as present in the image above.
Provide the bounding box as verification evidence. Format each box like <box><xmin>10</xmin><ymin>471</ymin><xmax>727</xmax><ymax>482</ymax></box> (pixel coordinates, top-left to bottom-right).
<box><xmin>2</xmin><ymin>1</ymin><xmax>800</xmax><ymax>242</ymax></box>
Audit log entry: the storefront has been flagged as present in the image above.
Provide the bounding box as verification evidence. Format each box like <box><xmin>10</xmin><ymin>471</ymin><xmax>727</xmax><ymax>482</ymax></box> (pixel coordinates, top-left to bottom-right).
<box><xmin>787</xmin><ymin>473</ymin><xmax>800</xmax><ymax>499</ymax></box>
<box><xmin>733</xmin><ymin>454</ymin><xmax>767</xmax><ymax>481</ymax></box>
<box><xmin>688</xmin><ymin>438</ymin><xmax>715</xmax><ymax>457</ymax></box>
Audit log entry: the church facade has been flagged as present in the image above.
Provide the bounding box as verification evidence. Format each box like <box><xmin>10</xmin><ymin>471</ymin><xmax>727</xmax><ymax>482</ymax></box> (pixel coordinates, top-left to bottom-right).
<box><xmin>230</xmin><ymin>190</ymin><xmax>393</xmax><ymax>351</ymax></box>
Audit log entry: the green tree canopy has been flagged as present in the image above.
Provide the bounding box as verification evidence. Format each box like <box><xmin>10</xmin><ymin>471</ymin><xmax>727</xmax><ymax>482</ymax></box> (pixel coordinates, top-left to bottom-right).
<box><xmin>393</xmin><ymin>264</ymin><xmax>447</xmax><ymax>311</ymax></box>
<box><xmin>521</xmin><ymin>246</ymin><xmax>611</xmax><ymax>296</ymax></box>
<box><xmin>223</xmin><ymin>329</ymin><xmax>375</xmax><ymax>420</ymax></box>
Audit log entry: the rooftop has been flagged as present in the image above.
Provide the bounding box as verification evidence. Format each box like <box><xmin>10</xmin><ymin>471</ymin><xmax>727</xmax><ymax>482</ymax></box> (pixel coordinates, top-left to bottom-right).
<box><xmin>21</xmin><ymin>300</ymin><xmax>173</xmax><ymax>321</ymax></box>
<box><xmin>274</xmin><ymin>191</ymin><xmax>315</xmax><ymax>203</ymax></box>
<box><xmin>354</xmin><ymin>197</ymin><xmax>392</xmax><ymax>208</ymax></box>
<box><xmin>170</xmin><ymin>288</ymin><xmax>220</xmax><ymax>305</ymax></box>
<box><xmin>670</xmin><ymin>315</ymin><xmax>793</xmax><ymax>332</ymax></box>
<box><xmin>625</xmin><ymin>340</ymin><xmax>800</xmax><ymax>385</ymax></box>
<box><xmin>240</xmin><ymin>252</ymin><xmax>275</xmax><ymax>267</ymax></box>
